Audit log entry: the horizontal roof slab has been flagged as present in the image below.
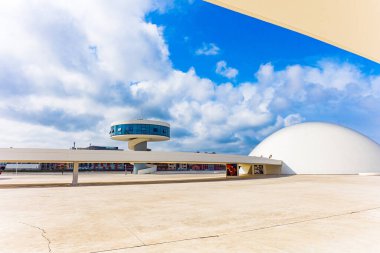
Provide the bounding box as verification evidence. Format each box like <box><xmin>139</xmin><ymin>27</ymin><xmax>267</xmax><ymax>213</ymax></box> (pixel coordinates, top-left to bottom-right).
<box><xmin>0</xmin><ymin>148</ymin><xmax>281</xmax><ymax>165</ymax></box>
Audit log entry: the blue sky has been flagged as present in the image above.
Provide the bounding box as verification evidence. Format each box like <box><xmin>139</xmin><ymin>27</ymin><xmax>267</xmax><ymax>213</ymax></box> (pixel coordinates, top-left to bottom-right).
<box><xmin>0</xmin><ymin>0</ymin><xmax>379</xmax><ymax>154</ymax></box>
<box><xmin>148</xmin><ymin>1</ymin><xmax>380</xmax><ymax>80</ymax></box>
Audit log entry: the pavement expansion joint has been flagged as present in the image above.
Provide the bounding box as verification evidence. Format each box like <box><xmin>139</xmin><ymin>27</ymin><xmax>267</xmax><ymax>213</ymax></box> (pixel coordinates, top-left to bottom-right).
<box><xmin>89</xmin><ymin>206</ymin><xmax>380</xmax><ymax>253</ymax></box>
<box><xmin>89</xmin><ymin>234</ymin><xmax>221</xmax><ymax>253</ymax></box>
<box><xmin>126</xmin><ymin>226</ymin><xmax>146</xmax><ymax>246</ymax></box>
<box><xmin>21</xmin><ymin>222</ymin><xmax>52</xmax><ymax>253</ymax></box>
<box><xmin>236</xmin><ymin>206</ymin><xmax>380</xmax><ymax>234</ymax></box>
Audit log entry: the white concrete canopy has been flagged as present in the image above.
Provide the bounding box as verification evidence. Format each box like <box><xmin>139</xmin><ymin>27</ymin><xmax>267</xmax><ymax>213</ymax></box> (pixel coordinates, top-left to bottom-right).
<box><xmin>0</xmin><ymin>148</ymin><xmax>281</xmax><ymax>185</ymax></box>
<box><xmin>0</xmin><ymin>148</ymin><xmax>280</xmax><ymax>165</ymax></box>
<box><xmin>205</xmin><ymin>0</ymin><xmax>380</xmax><ymax>63</ymax></box>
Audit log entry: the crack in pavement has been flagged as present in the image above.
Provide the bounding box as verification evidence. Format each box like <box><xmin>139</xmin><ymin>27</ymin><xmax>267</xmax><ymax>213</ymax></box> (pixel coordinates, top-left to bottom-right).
<box><xmin>21</xmin><ymin>222</ymin><xmax>52</xmax><ymax>253</ymax></box>
<box><xmin>89</xmin><ymin>206</ymin><xmax>380</xmax><ymax>253</ymax></box>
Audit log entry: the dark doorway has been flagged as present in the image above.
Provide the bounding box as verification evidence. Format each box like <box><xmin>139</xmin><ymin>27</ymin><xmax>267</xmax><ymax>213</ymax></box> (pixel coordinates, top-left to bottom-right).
<box><xmin>226</xmin><ymin>164</ymin><xmax>238</xmax><ymax>176</ymax></box>
<box><xmin>254</xmin><ymin>165</ymin><xmax>264</xmax><ymax>174</ymax></box>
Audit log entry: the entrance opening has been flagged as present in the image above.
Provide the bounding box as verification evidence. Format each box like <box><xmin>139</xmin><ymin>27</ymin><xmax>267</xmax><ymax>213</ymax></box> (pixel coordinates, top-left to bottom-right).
<box><xmin>254</xmin><ymin>165</ymin><xmax>264</xmax><ymax>174</ymax></box>
<box><xmin>226</xmin><ymin>164</ymin><xmax>238</xmax><ymax>176</ymax></box>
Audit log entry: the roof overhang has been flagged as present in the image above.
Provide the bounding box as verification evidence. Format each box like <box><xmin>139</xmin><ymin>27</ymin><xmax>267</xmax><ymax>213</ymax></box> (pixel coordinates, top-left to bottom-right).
<box><xmin>0</xmin><ymin>148</ymin><xmax>281</xmax><ymax>165</ymax></box>
<box><xmin>204</xmin><ymin>0</ymin><xmax>380</xmax><ymax>63</ymax></box>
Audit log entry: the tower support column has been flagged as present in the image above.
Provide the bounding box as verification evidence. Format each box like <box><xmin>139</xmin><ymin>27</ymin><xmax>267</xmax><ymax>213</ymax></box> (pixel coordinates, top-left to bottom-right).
<box><xmin>133</xmin><ymin>163</ymin><xmax>146</xmax><ymax>174</ymax></box>
<box><xmin>131</xmin><ymin>140</ymin><xmax>148</xmax><ymax>174</ymax></box>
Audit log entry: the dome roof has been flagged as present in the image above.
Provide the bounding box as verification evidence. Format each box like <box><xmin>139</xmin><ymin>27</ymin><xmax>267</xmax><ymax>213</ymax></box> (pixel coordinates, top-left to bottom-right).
<box><xmin>250</xmin><ymin>122</ymin><xmax>380</xmax><ymax>174</ymax></box>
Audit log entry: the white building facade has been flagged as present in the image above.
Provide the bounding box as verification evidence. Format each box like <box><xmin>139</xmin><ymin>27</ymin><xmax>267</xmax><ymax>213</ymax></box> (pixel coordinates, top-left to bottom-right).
<box><xmin>250</xmin><ymin>122</ymin><xmax>380</xmax><ymax>174</ymax></box>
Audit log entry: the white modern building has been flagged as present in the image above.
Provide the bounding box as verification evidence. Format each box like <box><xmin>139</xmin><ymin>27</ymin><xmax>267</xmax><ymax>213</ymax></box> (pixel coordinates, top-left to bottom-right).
<box><xmin>250</xmin><ymin>122</ymin><xmax>380</xmax><ymax>174</ymax></box>
<box><xmin>110</xmin><ymin>119</ymin><xmax>170</xmax><ymax>174</ymax></box>
<box><xmin>1</xmin><ymin>120</ymin><xmax>380</xmax><ymax>185</ymax></box>
<box><xmin>0</xmin><ymin>119</ymin><xmax>283</xmax><ymax>185</ymax></box>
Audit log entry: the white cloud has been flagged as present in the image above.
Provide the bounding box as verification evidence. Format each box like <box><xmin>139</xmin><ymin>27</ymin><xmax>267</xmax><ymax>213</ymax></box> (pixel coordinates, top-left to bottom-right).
<box><xmin>284</xmin><ymin>114</ymin><xmax>304</xmax><ymax>127</ymax></box>
<box><xmin>371</xmin><ymin>76</ymin><xmax>380</xmax><ymax>98</ymax></box>
<box><xmin>256</xmin><ymin>63</ymin><xmax>274</xmax><ymax>83</ymax></box>
<box><xmin>216</xmin><ymin>60</ymin><xmax>239</xmax><ymax>79</ymax></box>
<box><xmin>195</xmin><ymin>42</ymin><xmax>220</xmax><ymax>56</ymax></box>
<box><xmin>0</xmin><ymin>0</ymin><xmax>171</xmax><ymax>148</ymax></box>
<box><xmin>304</xmin><ymin>61</ymin><xmax>363</xmax><ymax>91</ymax></box>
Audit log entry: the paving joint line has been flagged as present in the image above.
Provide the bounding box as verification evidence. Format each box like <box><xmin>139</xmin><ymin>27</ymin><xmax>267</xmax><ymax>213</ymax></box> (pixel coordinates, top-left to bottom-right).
<box><xmin>89</xmin><ymin>206</ymin><xmax>380</xmax><ymax>252</ymax></box>
<box><xmin>125</xmin><ymin>227</ymin><xmax>146</xmax><ymax>246</ymax></box>
<box><xmin>236</xmin><ymin>206</ymin><xmax>380</xmax><ymax>234</ymax></box>
<box><xmin>89</xmin><ymin>235</ymin><xmax>220</xmax><ymax>253</ymax></box>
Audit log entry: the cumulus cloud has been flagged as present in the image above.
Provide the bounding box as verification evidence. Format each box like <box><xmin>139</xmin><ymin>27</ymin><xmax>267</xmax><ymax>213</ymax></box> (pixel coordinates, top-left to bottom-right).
<box><xmin>284</xmin><ymin>114</ymin><xmax>304</xmax><ymax>127</ymax></box>
<box><xmin>0</xmin><ymin>0</ymin><xmax>171</xmax><ymax>147</ymax></box>
<box><xmin>195</xmin><ymin>43</ymin><xmax>220</xmax><ymax>56</ymax></box>
<box><xmin>0</xmin><ymin>1</ymin><xmax>379</xmax><ymax>154</ymax></box>
<box><xmin>216</xmin><ymin>60</ymin><xmax>239</xmax><ymax>79</ymax></box>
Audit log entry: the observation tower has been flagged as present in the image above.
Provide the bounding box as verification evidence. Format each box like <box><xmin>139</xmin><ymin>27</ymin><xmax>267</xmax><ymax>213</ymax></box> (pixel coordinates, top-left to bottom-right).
<box><xmin>110</xmin><ymin>119</ymin><xmax>170</xmax><ymax>174</ymax></box>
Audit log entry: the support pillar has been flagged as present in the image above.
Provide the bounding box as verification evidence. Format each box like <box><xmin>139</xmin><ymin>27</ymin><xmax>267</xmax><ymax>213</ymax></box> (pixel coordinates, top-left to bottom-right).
<box><xmin>130</xmin><ymin>140</ymin><xmax>148</xmax><ymax>174</ymax></box>
<box><xmin>72</xmin><ymin>162</ymin><xmax>79</xmax><ymax>186</ymax></box>
<box><xmin>133</xmin><ymin>163</ymin><xmax>145</xmax><ymax>174</ymax></box>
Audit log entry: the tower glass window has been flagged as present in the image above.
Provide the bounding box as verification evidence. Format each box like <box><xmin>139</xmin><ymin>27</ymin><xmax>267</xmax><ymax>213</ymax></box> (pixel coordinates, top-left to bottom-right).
<box><xmin>110</xmin><ymin>124</ymin><xmax>170</xmax><ymax>138</ymax></box>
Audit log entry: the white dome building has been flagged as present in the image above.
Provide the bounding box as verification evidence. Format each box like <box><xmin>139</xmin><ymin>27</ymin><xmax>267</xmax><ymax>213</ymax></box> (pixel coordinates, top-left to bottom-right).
<box><xmin>250</xmin><ymin>122</ymin><xmax>380</xmax><ymax>174</ymax></box>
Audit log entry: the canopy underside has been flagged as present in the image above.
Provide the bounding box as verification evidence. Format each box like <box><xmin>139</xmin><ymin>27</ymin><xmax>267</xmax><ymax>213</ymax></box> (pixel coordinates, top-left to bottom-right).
<box><xmin>205</xmin><ymin>0</ymin><xmax>380</xmax><ymax>63</ymax></box>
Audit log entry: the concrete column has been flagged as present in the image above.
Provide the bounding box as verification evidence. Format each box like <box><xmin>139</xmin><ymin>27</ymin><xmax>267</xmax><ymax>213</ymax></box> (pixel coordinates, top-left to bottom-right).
<box><xmin>72</xmin><ymin>162</ymin><xmax>79</xmax><ymax>186</ymax></box>
<box><xmin>133</xmin><ymin>141</ymin><xmax>147</xmax><ymax>151</ymax></box>
<box><xmin>131</xmin><ymin>141</ymin><xmax>148</xmax><ymax>174</ymax></box>
<box><xmin>133</xmin><ymin>163</ymin><xmax>146</xmax><ymax>174</ymax></box>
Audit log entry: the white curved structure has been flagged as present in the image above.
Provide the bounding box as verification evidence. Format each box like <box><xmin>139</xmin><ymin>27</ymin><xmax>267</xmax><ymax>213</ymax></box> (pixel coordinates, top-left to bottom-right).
<box><xmin>250</xmin><ymin>122</ymin><xmax>380</xmax><ymax>174</ymax></box>
<box><xmin>205</xmin><ymin>0</ymin><xmax>380</xmax><ymax>63</ymax></box>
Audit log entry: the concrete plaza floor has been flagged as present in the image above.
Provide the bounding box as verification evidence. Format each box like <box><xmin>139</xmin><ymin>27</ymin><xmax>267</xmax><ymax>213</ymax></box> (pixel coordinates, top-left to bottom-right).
<box><xmin>1</xmin><ymin>174</ymin><xmax>380</xmax><ymax>253</ymax></box>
